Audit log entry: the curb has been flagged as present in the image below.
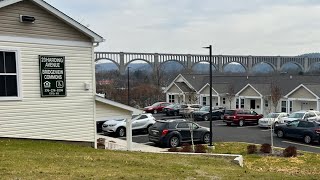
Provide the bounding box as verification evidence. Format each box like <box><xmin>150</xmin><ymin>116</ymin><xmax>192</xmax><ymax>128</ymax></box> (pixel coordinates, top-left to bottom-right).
<box><xmin>158</xmin><ymin>152</ymin><xmax>244</xmax><ymax>167</ymax></box>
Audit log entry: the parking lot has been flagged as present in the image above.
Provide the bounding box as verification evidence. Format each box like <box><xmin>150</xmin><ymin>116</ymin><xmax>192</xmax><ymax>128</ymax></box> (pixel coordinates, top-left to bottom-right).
<box><xmin>102</xmin><ymin>113</ymin><xmax>320</xmax><ymax>153</ymax></box>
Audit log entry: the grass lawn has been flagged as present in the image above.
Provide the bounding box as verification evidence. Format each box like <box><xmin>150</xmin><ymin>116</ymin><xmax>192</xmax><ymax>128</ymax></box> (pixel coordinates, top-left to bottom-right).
<box><xmin>0</xmin><ymin>139</ymin><xmax>319</xmax><ymax>179</ymax></box>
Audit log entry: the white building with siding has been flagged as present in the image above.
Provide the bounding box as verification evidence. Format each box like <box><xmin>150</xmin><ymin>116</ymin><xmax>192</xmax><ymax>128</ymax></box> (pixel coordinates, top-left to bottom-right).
<box><xmin>0</xmin><ymin>0</ymin><xmax>109</xmax><ymax>145</ymax></box>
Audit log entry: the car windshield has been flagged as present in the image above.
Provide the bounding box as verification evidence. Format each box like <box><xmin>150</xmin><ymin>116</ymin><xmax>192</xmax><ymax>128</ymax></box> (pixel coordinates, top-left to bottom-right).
<box><xmin>225</xmin><ymin>110</ymin><xmax>236</xmax><ymax>115</ymax></box>
<box><xmin>288</xmin><ymin>113</ymin><xmax>304</xmax><ymax>118</ymax></box>
<box><xmin>200</xmin><ymin>106</ymin><xmax>210</xmax><ymax>111</ymax></box>
<box><xmin>151</xmin><ymin>102</ymin><xmax>161</xmax><ymax>107</ymax></box>
<box><xmin>266</xmin><ymin>113</ymin><xmax>279</xmax><ymax>118</ymax></box>
<box><xmin>166</xmin><ymin>104</ymin><xmax>176</xmax><ymax>108</ymax></box>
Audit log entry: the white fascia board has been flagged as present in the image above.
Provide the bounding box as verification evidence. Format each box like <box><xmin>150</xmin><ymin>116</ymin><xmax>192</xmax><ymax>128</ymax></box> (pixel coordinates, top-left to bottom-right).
<box><xmin>198</xmin><ymin>83</ymin><xmax>219</xmax><ymax>95</ymax></box>
<box><xmin>0</xmin><ymin>35</ymin><xmax>92</xmax><ymax>47</ymax></box>
<box><xmin>0</xmin><ymin>0</ymin><xmax>22</xmax><ymax>8</ymax></box>
<box><xmin>32</xmin><ymin>0</ymin><xmax>104</xmax><ymax>43</ymax></box>
<box><xmin>163</xmin><ymin>74</ymin><xmax>182</xmax><ymax>93</ymax></box>
<box><xmin>285</xmin><ymin>84</ymin><xmax>319</xmax><ymax>99</ymax></box>
<box><xmin>236</xmin><ymin>84</ymin><xmax>262</xmax><ymax>97</ymax></box>
<box><xmin>95</xmin><ymin>95</ymin><xmax>143</xmax><ymax>114</ymax></box>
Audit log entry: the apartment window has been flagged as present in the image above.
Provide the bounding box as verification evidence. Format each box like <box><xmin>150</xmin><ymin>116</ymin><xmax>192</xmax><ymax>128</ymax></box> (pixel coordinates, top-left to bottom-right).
<box><xmin>289</xmin><ymin>101</ymin><xmax>293</xmax><ymax>112</ymax></box>
<box><xmin>265</xmin><ymin>99</ymin><xmax>269</xmax><ymax>107</ymax></box>
<box><xmin>240</xmin><ymin>99</ymin><xmax>244</xmax><ymax>109</ymax></box>
<box><xmin>168</xmin><ymin>94</ymin><xmax>174</xmax><ymax>103</ymax></box>
<box><xmin>236</xmin><ymin>99</ymin><xmax>239</xmax><ymax>108</ymax></box>
<box><xmin>0</xmin><ymin>50</ymin><xmax>19</xmax><ymax>98</ymax></box>
<box><xmin>223</xmin><ymin>98</ymin><xmax>226</xmax><ymax>104</ymax></box>
<box><xmin>281</xmin><ymin>101</ymin><xmax>287</xmax><ymax>112</ymax></box>
<box><xmin>202</xmin><ymin>96</ymin><xmax>207</xmax><ymax>106</ymax></box>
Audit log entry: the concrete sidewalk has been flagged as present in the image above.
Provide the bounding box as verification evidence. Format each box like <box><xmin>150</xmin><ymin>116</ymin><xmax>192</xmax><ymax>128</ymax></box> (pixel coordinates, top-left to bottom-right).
<box><xmin>96</xmin><ymin>135</ymin><xmax>167</xmax><ymax>153</ymax></box>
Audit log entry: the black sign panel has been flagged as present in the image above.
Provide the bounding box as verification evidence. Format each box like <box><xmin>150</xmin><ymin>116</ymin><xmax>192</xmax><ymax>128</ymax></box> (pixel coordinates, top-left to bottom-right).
<box><xmin>39</xmin><ymin>55</ymin><xmax>66</xmax><ymax>97</ymax></box>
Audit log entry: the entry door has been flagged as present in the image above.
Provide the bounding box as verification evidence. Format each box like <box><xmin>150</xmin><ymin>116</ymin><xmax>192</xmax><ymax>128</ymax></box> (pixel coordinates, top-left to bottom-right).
<box><xmin>250</xmin><ymin>100</ymin><xmax>256</xmax><ymax>109</ymax></box>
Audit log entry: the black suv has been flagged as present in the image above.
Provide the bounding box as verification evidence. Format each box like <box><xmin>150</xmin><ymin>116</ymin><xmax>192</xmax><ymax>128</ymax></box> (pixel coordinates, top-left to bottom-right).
<box><xmin>192</xmin><ymin>106</ymin><xmax>225</xmax><ymax>121</ymax></box>
<box><xmin>275</xmin><ymin>120</ymin><xmax>320</xmax><ymax>144</ymax></box>
<box><xmin>148</xmin><ymin>119</ymin><xmax>211</xmax><ymax>147</ymax></box>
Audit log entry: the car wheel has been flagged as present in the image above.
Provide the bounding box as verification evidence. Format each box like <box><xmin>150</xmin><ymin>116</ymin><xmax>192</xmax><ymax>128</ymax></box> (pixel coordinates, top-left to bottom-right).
<box><xmin>203</xmin><ymin>115</ymin><xmax>209</xmax><ymax>121</ymax></box>
<box><xmin>153</xmin><ymin>109</ymin><xmax>157</xmax><ymax>114</ymax></box>
<box><xmin>277</xmin><ymin>130</ymin><xmax>284</xmax><ymax>138</ymax></box>
<box><xmin>203</xmin><ymin>133</ymin><xmax>210</xmax><ymax>144</ymax></box>
<box><xmin>304</xmin><ymin>135</ymin><xmax>312</xmax><ymax>144</ymax></box>
<box><xmin>239</xmin><ymin>120</ymin><xmax>244</xmax><ymax>127</ymax></box>
<box><xmin>166</xmin><ymin>112</ymin><xmax>169</xmax><ymax>116</ymax></box>
<box><xmin>173</xmin><ymin>111</ymin><xmax>178</xmax><ymax>116</ymax></box>
<box><xmin>273</xmin><ymin>122</ymin><xmax>278</xmax><ymax>129</ymax></box>
<box><xmin>220</xmin><ymin>115</ymin><xmax>224</xmax><ymax>120</ymax></box>
<box><xmin>226</xmin><ymin>122</ymin><xmax>231</xmax><ymax>126</ymax></box>
<box><xmin>168</xmin><ymin>136</ymin><xmax>180</xmax><ymax>148</ymax></box>
<box><xmin>116</xmin><ymin>127</ymin><xmax>126</xmax><ymax>137</ymax></box>
<box><xmin>144</xmin><ymin>124</ymin><xmax>152</xmax><ymax>134</ymax></box>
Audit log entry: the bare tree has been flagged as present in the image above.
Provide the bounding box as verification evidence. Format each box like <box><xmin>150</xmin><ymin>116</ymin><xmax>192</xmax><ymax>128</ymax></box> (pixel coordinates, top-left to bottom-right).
<box><xmin>270</xmin><ymin>83</ymin><xmax>282</xmax><ymax>112</ymax></box>
<box><xmin>226</xmin><ymin>84</ymin><xmax>235</xmax><ymax>109</ymax></box>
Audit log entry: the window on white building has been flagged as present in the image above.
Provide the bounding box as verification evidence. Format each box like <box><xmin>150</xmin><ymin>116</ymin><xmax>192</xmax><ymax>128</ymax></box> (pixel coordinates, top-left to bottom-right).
<box><xmin>202</xmin><ymin>96</ymin><xmax>207</xmax><ymax>106</ymax></box>
<box><xmin>236</xmin><ymin>99</ymin><xmax>239</xmax><ymax>108</ymax></box>
<box><xmin>281</xmin><ymin>101</ymin><xmax>287</xmax><ymax>112</ymax></box>
<box><xmin>265</xmin><ymin>99</ymin><xmax>269</xmax><ymax>107</ymax></box>
<box><xmin>240</xmin><ymin>99</ymin><xmax>244</xmax><ymax>109</ymax></box>
<box><xmin>223</xmin><ymin>98</ymin><xmax>226</xmax><ymax>104</ymax></box>
<box><xmin>168</xmin><ymin>94</ymin><xmax>174</xmax><ymax>103</ymax></box>
<box><xmin>0</xmin><ymin>51</ymin><xmax>19</xmax><ymax>98</ymax></box>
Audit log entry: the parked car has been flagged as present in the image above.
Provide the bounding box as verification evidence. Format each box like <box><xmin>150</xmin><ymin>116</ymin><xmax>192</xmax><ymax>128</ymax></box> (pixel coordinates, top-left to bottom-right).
<box><xmin>179</xmin><ymin>104</ymin><xmax>202</xmax><ymax>117</ymax></box>
<box><xmin>275</xmin><ymin>120</ymin><xmax>320</xmax><ymax>144</ymax></box>
<box><xmin>223</xmin><ymin>109</ymin><xmax>263</xmax><ymax>126</ymax></box>
<box><xmin>143</xmin><ymin>102</ymin><xmax>171</xmax><ymax>114</ymax></box>
<box><xmin>148</xmin><ymin>119</ymin><xmax>211</xmax><ymax>147</ymax></box>
<box><xmin>282</xmin><ymin>110</ymin><xmax>320</xmax><ymax>124</ymax></box>
<box><xmin>192</xmin><ymin>106</ymin><xmax>225</xmax><ymax>121</ymax></box>
<box><xmin>163</xmin><ymin>104</ymin><xmax>181</xmax><ymax>116</ymax></box>
<box><xmin>102</xmin><ymin>113</ymin><xmax>156</xmax><ymax>137</ymax></box>
<box><xmin>258</xmin><ymin>112</ymin><xmax>289</xmax><ymax>128</ymax></box>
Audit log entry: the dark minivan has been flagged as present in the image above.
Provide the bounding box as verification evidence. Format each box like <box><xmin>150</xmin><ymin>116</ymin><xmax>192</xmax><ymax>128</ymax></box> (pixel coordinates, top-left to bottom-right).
<box><xmin>148</xmin><ymin>119</ymin><xmax>210</xmax><ymax>147</ymax></box>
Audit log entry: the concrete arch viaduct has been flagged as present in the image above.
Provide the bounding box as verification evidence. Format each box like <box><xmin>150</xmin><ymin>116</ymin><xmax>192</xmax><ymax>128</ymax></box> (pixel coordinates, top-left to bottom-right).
<box><xmin>95</xmin><ymin>52</ymin><xmax>320</xmax><ymax>75</ymax></box>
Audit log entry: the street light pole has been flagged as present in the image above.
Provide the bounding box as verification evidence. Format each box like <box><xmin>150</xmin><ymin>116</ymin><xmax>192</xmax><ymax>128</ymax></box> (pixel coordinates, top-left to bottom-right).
<box><xmin>203</xmin><ymin>45</ymin><xmax>213</xmax><ymax>147</ymax></box>
<box><xmin>127</xmin><ymin>67</ymin><xmax>130</xmax><ymax>106</ymax></box>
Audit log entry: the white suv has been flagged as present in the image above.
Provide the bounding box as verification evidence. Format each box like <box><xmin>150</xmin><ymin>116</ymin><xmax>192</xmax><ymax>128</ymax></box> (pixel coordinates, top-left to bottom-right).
<box><xmin>258</xmin><ymin>112</ymin><xmax>289</xmax><ymax>128</ymax></box>
<box><xmin>282</xmin><ymin>110</ymin><xmax>320</xmax><ymax>124</ymax></box>
<box><xmin>102</xmin><ymin>114</ymin><xmax>156</xmax><ymax>137</ymax></box>
<box><xmin>179</xmin><ymin>104</ymin><xmax>202</xmax><ymax>117</ymax></box>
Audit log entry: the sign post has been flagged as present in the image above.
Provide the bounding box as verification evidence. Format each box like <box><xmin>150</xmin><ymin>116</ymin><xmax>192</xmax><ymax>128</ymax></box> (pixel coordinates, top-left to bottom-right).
<box><xmin>39</xmin><ymin>55</ymin><xmax>66</xmax><ymax>97</ymax></box>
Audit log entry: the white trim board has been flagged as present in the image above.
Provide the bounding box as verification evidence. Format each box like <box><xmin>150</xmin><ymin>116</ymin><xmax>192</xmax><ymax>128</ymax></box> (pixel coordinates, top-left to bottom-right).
<box><xmin>284</xmin><ymin>84</ymin><xmax>319</xmax><ymax>99</ymax></box>
<box><xmin>236</xmin><ymin>84</ymin><xmax>263</xmax><ymax>97</ymax></box>
<box><xmin>0</xmin><ymin>35</ymin><xmax>92</xmax><ymax>47</ymax></box>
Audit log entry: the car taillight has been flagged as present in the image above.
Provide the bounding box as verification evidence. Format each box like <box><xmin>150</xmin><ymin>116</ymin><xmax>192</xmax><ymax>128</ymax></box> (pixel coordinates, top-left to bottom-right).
<box><xmin>233</xmin><ymin>116</ymin><xmax>236</xmax><ymax>119</ymax></box>
<box><xmin>315</xmin><ymin>129</ymin><xmax>320</xmax><ymax>134</ymax></box>
<box><xmin>161</xmin><ymin>129</ymin><xmax>169</xmax><ymax>136</ymax></box>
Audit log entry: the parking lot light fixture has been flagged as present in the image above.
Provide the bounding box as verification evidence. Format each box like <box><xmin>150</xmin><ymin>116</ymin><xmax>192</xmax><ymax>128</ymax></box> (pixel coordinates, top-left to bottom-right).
<box><xmin>203</xmin><ymin>45</ymin><xmax>214</xmax><ymax>148</ymax></box>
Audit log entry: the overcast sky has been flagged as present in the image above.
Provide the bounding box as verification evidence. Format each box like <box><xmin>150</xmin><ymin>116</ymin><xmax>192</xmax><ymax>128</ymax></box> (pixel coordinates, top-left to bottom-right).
<box><xmin>46</xmin><ymin>0</ymin><xmax>320</xmax><ymax>56</ymax></box>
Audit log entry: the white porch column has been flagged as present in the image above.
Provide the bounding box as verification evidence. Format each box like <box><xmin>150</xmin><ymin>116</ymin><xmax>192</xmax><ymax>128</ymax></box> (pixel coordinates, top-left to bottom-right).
<box><xmin>166</xmin><ymin>94</ymin><xmax>169</xmax><ymax>103</ymax></box>
<box><xmin>317</xmin><ymin>99</ymin><xmax>320</xmax><ymax>111</ymax></box>
<box><xmin>238</xmin><ymin>96</ymin><xmax>241</xmax><ymax>109</ymax></box>
<box><xmin>286</xmin><ymin>99</ymin><xmax>290</xmax><ymax>114</ymax></box>
<box><xmin>183</xmin><ymin>94</ymin><xmax>186</xmax><ymax>104</ymax></box>
<box><xmin>260</xmin><ymin>97</ymin><xmax>264</xmax><ymax>115</ymax></box>
<box><xmin>218</xmin><ymin>96</ymin><xmax>221</xmax><ymax>106</ymax></box>
<box><xmin>126</xmin><ymin>118</ymin><xmax>132</xmax><ymax>151</ymax></box>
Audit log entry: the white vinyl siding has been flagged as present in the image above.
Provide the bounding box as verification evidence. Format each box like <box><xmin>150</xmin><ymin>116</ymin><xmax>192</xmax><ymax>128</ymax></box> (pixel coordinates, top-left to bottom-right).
<box><xmin>0</xmin><ymin>41</ymin><xmax>95</xmax><ymax>142</ymax></box>
<box><xmin>0</xmin><ymin>1</ymin><xmax>90</xmax><ymax>42</ymax></box>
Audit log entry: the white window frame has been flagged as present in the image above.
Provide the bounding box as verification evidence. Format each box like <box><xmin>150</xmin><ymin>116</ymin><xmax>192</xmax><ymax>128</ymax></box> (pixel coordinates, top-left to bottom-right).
<box><xmin>0</xmin><ymin>47</ymin><xmax>22</xmax><ymax>101</ymax></box>
<box><xmin>168</xmin><ymin>94</ymin><xmax>174</xmax><ymax>103</ymax></box>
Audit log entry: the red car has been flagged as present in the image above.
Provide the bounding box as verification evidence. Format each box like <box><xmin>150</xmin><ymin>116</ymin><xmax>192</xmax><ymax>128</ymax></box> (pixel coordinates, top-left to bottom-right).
<box><xmin>223</xmin><ymin>109</ymin><xmax>263</xmax><ymax>127</ymax></box>
<box><xmin>144</xmin><ymin>102</ymin><xmax>171</xmax><ymax>114</ymax></box>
